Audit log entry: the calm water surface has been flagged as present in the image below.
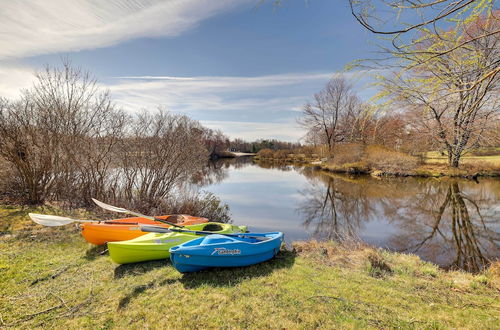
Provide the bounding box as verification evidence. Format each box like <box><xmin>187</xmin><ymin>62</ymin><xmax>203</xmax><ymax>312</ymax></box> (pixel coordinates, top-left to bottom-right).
<box><xmin>202</xmin><ymin>158</ymin><xmax>500</xmax><ymax>272</ymax></box>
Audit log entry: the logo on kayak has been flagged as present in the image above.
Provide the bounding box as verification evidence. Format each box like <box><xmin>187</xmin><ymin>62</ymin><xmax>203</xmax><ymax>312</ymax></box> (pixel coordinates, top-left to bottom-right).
<box><xmin>211</xmin><ymin>248</ymin><xmax>241</xmax><ymax>255</ymax></box>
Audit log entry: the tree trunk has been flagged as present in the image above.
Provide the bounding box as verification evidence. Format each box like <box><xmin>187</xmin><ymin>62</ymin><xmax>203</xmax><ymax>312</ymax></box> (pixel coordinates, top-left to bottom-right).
<box><xmin>450</xmin><ymin>153</ymin><xmax>461</xmax><ymax>168</ymax></box>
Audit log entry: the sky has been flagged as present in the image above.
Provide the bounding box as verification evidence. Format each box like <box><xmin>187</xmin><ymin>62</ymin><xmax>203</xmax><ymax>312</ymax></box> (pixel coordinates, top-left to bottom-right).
<box><xmin>0</xmin><ymin>0</ymin><xmax>378</xmax><ymax>141</ymax></box>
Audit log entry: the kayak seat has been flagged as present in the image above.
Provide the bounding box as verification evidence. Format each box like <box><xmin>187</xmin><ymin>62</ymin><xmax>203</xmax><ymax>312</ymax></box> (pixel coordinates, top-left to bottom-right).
<box><xmin>202</xmin><ymin>224</ymin><xmax>224</xmax><ymax>232</ymax></box>
<box><xmin>166</xmin><ymin>215</ymin><xmax>184</xmax><ymax>223</ymax></box>
<box><xmin>200</xmin><ymin>234</ymin><xmax>238</xmax><ymax>246</ymax></box>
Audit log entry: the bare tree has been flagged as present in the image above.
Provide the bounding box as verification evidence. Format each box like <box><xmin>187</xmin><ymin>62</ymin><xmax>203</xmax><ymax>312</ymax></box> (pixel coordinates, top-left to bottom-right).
<box><xmin>349</xmin><ymin>0</ymin><xmax>499</xmax><ymax>82</ymax></box>
<box><xmin>378</xmin><ymin>14</ymin><xmax>500</xmax><ymax>167</ymax></box>
<box><xmin>299</xmin><ymin>77</ymin><xmax>359</xmax><ymax>153</ymax></box>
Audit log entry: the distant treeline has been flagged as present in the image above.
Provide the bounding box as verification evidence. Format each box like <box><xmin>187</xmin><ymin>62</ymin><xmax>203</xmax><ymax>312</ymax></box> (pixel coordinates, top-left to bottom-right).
<box><xmin>229</xmin><ymin>139</ymin><xmax>302</xmax><ymax>154</ymax></box>
<box><xmin>205</xmin><ymin>131</ymin><xmax>302</xmax><ymax>158</ymax></box>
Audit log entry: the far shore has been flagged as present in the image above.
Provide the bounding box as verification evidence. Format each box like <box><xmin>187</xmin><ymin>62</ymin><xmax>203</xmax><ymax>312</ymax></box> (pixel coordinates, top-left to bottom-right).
<box><xmin>253</xmin><ymin>155</ymin><xmax>500</xmax><ymax>179</ymax></box>
<box><xmin>214</xmin><ymin>151</ymin><xmax>256</xmax><ymax>158</ymax></box>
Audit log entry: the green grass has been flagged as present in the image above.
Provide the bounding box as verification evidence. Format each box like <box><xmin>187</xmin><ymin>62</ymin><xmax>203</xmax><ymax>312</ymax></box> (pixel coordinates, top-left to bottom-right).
<box><xmin>1</xmin><ymin>206</ymin><xmax>499</xmax><ymax>329</ymax></box>
<box><xmin>424</xmin><ymin>151</ymin><xmax>500</xmax><ymax>165</ymax></box>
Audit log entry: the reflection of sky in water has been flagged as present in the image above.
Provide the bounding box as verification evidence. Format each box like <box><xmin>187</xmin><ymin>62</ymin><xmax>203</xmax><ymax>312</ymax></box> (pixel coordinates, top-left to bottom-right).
<box><xmin>204</xmin><ymin>160</ymin><xmax>500</xmax><ymax>271</ymax></box>
<box><xmin>205</xmin><ymin>165</ymin><xmax>311</xmax><ymax>242</ymax></box>
<box><xmin>205</xmin><ymin>164</ymin><xmax>409</xmax><ymax>245</ymax></box>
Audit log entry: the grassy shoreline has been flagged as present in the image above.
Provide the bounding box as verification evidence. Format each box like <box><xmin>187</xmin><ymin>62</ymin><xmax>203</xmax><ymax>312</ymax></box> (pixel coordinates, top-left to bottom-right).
<box><xmin>254</xmin><ymin>156</ymin><xmax>500</xmax><ymax>178</ymax></box>
<box><xmin>1</xmin><ymin>205</ymin><xmax>499</xmax><ymax>328</ymax></box>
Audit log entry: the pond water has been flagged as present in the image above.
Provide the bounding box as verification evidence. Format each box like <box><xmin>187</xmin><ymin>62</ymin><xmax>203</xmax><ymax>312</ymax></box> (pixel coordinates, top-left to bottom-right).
<box><xmin>202</xmin><ymin>158</ymin><xmax>500</xmax><ymax>272</ymax></box>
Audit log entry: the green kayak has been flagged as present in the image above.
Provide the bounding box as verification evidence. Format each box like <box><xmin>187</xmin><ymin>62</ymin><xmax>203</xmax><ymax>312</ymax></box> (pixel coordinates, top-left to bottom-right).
<box><xmin>107</xmin><ymin>222</ymin><xmax>247</xmax><ymax>264</ymax></box>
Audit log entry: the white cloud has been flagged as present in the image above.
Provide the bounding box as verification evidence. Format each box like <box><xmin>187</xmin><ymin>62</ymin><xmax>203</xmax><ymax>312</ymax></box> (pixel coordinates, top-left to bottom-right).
<box><xmin>202</xmin><ymin>119</ymin><xmax>306</xmax><ymax>141</ymax></box>
<box><xmin>0</xmin><ymin>0</ymin><xmax>251</xmax><ymax>60</ymax></box>
<box><xmin>0</xmin><ymin>63</ymin><xmax>376</xmax><ymax>141</ymax></box>
<box><xmin>0</xmin><ymin>64</ymin><xmax>35</xmax><ymax>99</ymax></box>
<box><xmin>0</xmin><ymin>65</ymin><xmax>317</xmax><ymax>140</ymax></box>
<box><xmin>106</xmin><ymin>72</ymin><xmax>338</xmax><ymax>140</ymax></box>
<box><xmin>114</xmin><ymin>72</ymin><xmax>334</xmax><ymax>87</ymax></box>
<box><xmin>108</xmin><ymin>72</ymin><xmax>335</xmax><ymax>115</ymax></box>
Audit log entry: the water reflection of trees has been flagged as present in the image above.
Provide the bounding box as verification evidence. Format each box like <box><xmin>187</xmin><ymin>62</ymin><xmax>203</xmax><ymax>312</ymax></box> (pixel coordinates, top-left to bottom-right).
<box><xmin>192</xmin><ymin>157</ymin><xmax>255</xmax><ymax>186</ymax></box>
<box><xmin>195</xmin><ymin>158</ymin><xmax>302</xmax><ymax>187</ymax></box>
<box><xmin>296</xmin><ymin>167</ymin><xmax>499</xmax><ymax>272</ymax></box>
<box><xmin>254</xmin><ymin>161</ymin><xmax>297</xmax><ymax>172</ymax></box>
<box><xmin>297</xmin><ymin>169</ymin><xmax>375</xmax><ymax>242</ymax></box>
<box><xmin>384</xmin><ymin>180</ymin><xmax>499</xmax><ymax>272</ymax></box>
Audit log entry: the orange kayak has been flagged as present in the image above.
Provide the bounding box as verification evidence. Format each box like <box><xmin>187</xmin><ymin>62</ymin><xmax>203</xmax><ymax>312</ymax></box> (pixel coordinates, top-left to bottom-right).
<box><xmin>81</xmin><ymin>214</ymin><xmax>208</xmax><ymax>245</ymax></box>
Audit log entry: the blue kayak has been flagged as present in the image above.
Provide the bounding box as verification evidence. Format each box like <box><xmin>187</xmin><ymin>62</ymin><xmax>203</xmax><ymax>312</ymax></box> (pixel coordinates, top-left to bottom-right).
<box><xmin>169</xmin><ymin>232</ymin><xmax>284</xmax><ymax>273</ymax></box>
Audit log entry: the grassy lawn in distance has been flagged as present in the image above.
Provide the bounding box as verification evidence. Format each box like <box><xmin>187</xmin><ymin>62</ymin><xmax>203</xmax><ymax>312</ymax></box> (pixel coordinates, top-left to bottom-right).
<box><xmin>424</xmin><ymin>150</ymin><xmax>500</xmax><ymax>165</ymax></box>
<box><xmin>0</xmin><ymin>205</ymin><xmax>498</xmax><ymax>328</ymax></box>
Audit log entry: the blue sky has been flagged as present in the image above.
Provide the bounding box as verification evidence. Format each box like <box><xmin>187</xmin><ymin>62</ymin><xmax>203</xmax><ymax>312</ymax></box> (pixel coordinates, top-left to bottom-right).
<box><xmin>0</xmin><ymin>0</ymin><xmax>377</xmax><ymax>141</ymax></box>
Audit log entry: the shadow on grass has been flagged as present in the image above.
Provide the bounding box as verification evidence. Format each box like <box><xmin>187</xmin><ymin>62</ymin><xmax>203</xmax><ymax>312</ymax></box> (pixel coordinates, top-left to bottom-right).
<box><xmin>84</xmin><ymin>244</ymin><xmax>109</xmax><ymax>261</ymax></box>
<box><xmin>0</xmin><ymin>208</ymin><xmax>31</xmax><ymax>233</ymax></box>
<box><xmin>7</xmin><ymin>209</ymin><xmax>28</xmax><ymax>217</ymax></box>
<box><xmin>114</xmin><ymin>251</ymin><xmax>295</xmax><ymax>309</ymax></box>
<box><xmin>114</xmin><ymin>259</ymin><xmax>168</xmax><ymax>279</ymax></box>
<box><xmin>117</xmin><ymin>276</ymin><xmax>178</xmax><ymax>309</ymax></box>
<box><xmin>115</xmin><ymin>260</ymin><xmax>173</xmax><ymax>309</ymax></box>
<box><xmin>179</xmin><ymin>249</ymin><xmax>296</xmax><ymax>289</ymax></box>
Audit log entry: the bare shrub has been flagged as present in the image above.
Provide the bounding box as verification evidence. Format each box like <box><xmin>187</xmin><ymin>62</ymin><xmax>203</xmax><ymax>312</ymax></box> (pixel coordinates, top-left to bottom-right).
<box><xmin>257</xmin><ymin>148</ymin><xmax>274</xmax><ymax>158</ymax></box>
<box><xmin>167</xmin><ymin>191</ymin><xmax>231</xmax><ymax>223</ymax></box>
<box><xmin>273</xmin><ymin>149</ymin><xmax>290</xmax><ymax>159</ymax></box>
<box><xmin>114</xmin><ymin>109</ymin><xmax>208</xmax><ymax>212</ymax></box>
<box><xmin>0</xmin><ymin>158</ymin><xmax>22</xmax><ymax>202</ymax></box>
<box><xmin>203</xmin><ymin>128</ymin><xmax>230</xmax><ymax>159</ymax></box>
<box><xmin>295</xmin><ymin>146</ymin><xmax>317</xmax><ymax>157</ymax></box>
<box><xmin>0</xmin><ymin>63</ymin><xmax>125</xmax><ymax>205</ymax></box>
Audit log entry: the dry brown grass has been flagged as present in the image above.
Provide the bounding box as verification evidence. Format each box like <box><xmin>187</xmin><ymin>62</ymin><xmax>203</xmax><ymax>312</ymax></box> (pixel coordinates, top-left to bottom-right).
<box><xmin>330</xmin><ymin>143</ymin><xmax>365</xmax><ymax>165</ymax></box>
<box><xmin>458</xmin><ymin>160</ymin><xmax>500</xmax><ymax>173</ymax></box>
<box><xmin>292</xmin><ymin>240</ymin><xmax>372</xmax><ymax>270</ymax></box>
<box><xmin>293</xmin><ymin>241</ymin><xmax>500</xmax><ymax>290</ymax></box>
<box><xmin>322</xmin><ymin>144</ymin><xmax>418</xmax><ymax>174</ymax></box>
<box><xmin>364</xmin><ymin>145</ymin><xmax>419</xmax><ymax>172</ymax></box>
<box><xmin>273</xmin><ymin>149</ymin><xmax>291</xmax><ymax>159</ymax></box>
<box><xmin>256</xmin><ymin>148</ymin><xmax>274</xmax><ymax>158</ymax></box>
<box><xmin>469</xmin><ymin>147</ymin><xmax>500</xmax><ymax>157</ymax></box>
